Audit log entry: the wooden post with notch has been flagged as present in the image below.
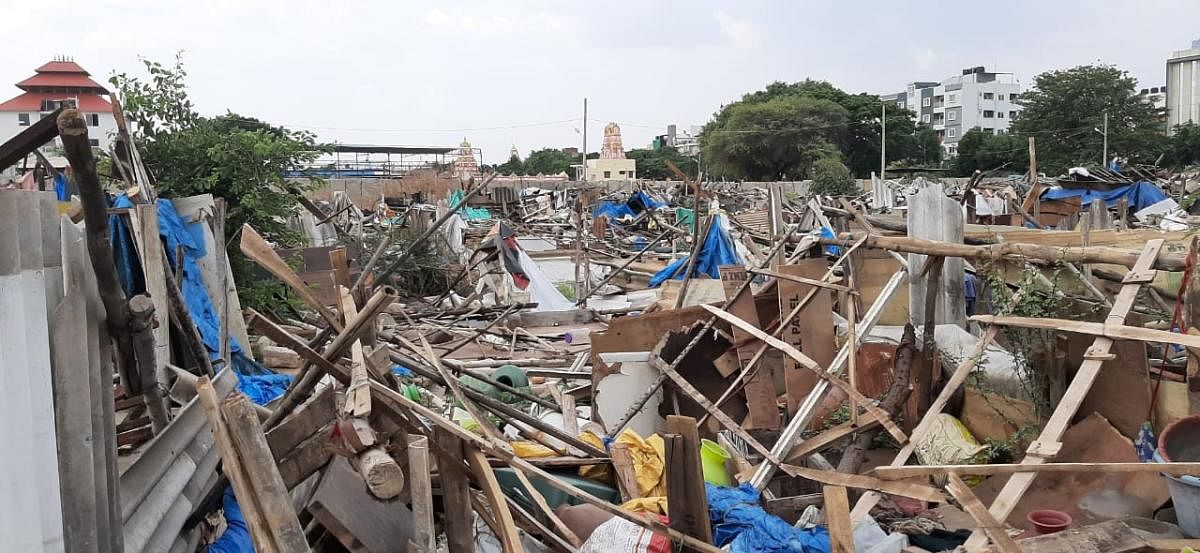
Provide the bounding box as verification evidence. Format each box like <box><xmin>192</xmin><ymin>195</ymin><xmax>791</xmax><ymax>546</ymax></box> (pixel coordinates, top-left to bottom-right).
<box><xmin>666</xmin><ymin>415</ymin><xmax>714</xmax><ymax>551</ymax></box>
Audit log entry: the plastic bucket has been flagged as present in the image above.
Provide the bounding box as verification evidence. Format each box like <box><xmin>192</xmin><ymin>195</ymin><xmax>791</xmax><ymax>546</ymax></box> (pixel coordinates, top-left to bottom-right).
<box><xmin>700</xmin><ymin>439</ymin><xmax>732</xmax><ymax>486</ymax></box>
<box><xmin>1155</xmin><ymin>415</ymin><xmax>1200</xmax><ymax>538</ymax></box>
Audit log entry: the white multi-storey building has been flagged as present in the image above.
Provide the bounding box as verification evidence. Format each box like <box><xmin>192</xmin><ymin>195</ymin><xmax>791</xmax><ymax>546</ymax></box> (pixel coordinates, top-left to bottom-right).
<box><xmin>0</xmin><ymin>57</ymin><xmax>116</xmax><ymax>153</ymax></box>
<box><xmin>887</xmin><ymin>67</ymin><xmax>1025</xmax><ymax>156</ymax></box>
<box><xmin>1167</xmin><ymin>40</ymin><xmax>1200</xmax><ymax>133</ymax></box>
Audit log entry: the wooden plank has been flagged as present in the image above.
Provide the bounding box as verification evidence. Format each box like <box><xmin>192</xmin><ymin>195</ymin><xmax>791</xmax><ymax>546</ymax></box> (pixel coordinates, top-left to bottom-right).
<box><xmin>266</xmin><ymin>385</ymin><xmax>336</xmax><ymax>459</ymax></box>
<box><xmin>946</xmin><ymin>474</ymin><xmax>1019</xmax><ymax>553</ymax></box>
<box><xmin>700</xmin><ymin>304</ymin><xmax>907</xmax><ymax>444</ymax></box>
<box><xmin>510</xmin><ymin>466</ymin><xmax>582</xmax><ymax>547</ymax></box>
<box><xmin>783</xmin><ymin>418</ymin><xmax>879</xmax><ymax>463</ymax></box>
<box><xmin>778</xmin><ymin>464</ymin><xmax>945</xmax><ymax>503</ymax></box>
<box><xmin>434</xmin><ymin>428</ymin><xmax>475</xmax><ymax>553</ymax></box>
<box><xmin>465</xmin><ymin>447</ymin><xmax>524</xmax><ymax>553</ymax></box>
<box><xmin>132</xmin><ymin>204</ymin><xmax>170</xmax><ymax>383</ymax></box>
<box><xmin>338</xmin><ymin>287</ymin><xmax>372</xmax><ymax>417</ymax></box>
<box><xmin>665</xmin><ymin>416</ymin><xmax>714</xmax><ymax>549</ymax></box>
<box><xmin>719</xmin><ymin>264</ymin><xmax>778</xmax><ymax>430</ymax></box>
<box><xmin>407</xmin><ymin>436</ymin><xmax>435</xmax><ymax>553</ymax></box>
<box><xmin>970</xmin><ymin>315</ymin><xmax>1199</xmax><ymax>347</ymax></box>
<box><xmin>329</xmin><ymin>247</ymin><xmax>351</xmax><ymax>288</ymax></box>
<box><xmin>222</xmin><ymin>393</ymin><xmax>311</xmax><ymax>552</ymax></box>
<box><xmin>823</xmin><ymin>486</ymin><xmax>854</xmax><ymax>553</ymax></box>
<box><xmin>963</xmin><ymin>239</ymin><xmax>1165</xmax><ymax>550</ymax></box>
<box><xmin>775</xmin><ymin>260</ymin><xmax>835</xmax><ymax>414</ymax></box>
<box><xmin>308</xmin><ymin>456</ymin><xmax>414</xmax><ymax>553</ymax></box>
<box><xmin>873</xmin><ymin>461</ymin><xmax>1200</xmax><ymax>480</ymax></box>
<box><xmin>197</xmin><ymin>379</ymin><xmax>276</xmax><ymax>553</ymax></box>
<box><xmin>276</xmin><ymin>424</ymin><xmax>333</xmax><ymax>490</ymax></box>
<box><xmin>610</xmin><ymin>442</ymin><xmax>640</xmax><ymax>502</ymax></box>
<box><xmin>239</xmin><ymin>223</ymin><xmax>343</xmax><ymax>331</ymax></box>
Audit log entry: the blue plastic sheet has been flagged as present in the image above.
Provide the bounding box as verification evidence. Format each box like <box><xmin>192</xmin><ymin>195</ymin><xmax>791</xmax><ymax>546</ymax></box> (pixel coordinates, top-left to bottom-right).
<box><xmin>650</xmin><ymin>214</ymin><xmax>743</xmax><ymax>287</ymax></box>
<box><xmin>593</xmin><ymin>200</ymin><xmax>637</xmax><ymax>221</ymax></box>
<box><xmin>449</xmin><ymin>189</ymin><xmax>491</xmax><ymax>221</ymax></box>
<box><xmin>156</xmin><ymin>199</ymin><xmax>287</xmax><ymax>400</ymax></box>
<box><xmin>707</xmin><ymin>483</ymin><xmax>830</xmax><ymax>553</ymax></box>
<box><xmin>206</xmin><ymin>487</ymin><xmax>253</xmax><ymax>553</ymax></box>
<box><xmin>1040</xmin><ymin>181</ymin><xmax>1168</xmax><ymax>212</ymax></box>
<box><xmin>110</xmin><ymin>195</ymin><xmax>145</xmax><ymax>298</ymax></box>
<box><xmin>54</xmin><ymin>173</ymin><xmax>69</xmax><ymax>201</ymax></box>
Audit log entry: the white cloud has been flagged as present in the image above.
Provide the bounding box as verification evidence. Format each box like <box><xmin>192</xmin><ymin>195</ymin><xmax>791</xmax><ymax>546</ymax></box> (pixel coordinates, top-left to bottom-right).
<box><xmin>714</xmin><ymin>10</ymin><xmax>764</xmax><ymax>49</ymax></box>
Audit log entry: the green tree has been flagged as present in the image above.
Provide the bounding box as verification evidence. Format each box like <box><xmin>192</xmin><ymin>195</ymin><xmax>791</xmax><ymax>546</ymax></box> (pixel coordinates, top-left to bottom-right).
<box><xmin>110</xmin><ymin>55</ymin><xmax>327</xmax><ymax>310</ymax></box>
<box><xmin>626</xmin><ymin>147</ymin><xmax>697</xmax><ymax>180</ymax></box>
<box><xmin>1011</xmin><ymin>65</ymin><xmax>1166</xmax><ymax>173</ymax></box>
<box><xmin>909</xmin><ymin>124</ymin><xmax>943</xmax><ymax>167</ymax></box>
<box><xmin>496</xmin><ymin>154</ymin><xmax>524</xmax><ymax>175</ymax></box>
<box><xmin>1166</xmin><ymin>123</ymin><xmax>1200</xmax><ymax>168</ymax></box>
<box><xmin>702</xmin><ymin>80</ymin><xmax>922</xmax><ymax>179</ymax></box>
<box><xmin>702</xmin><ymin>94</ymin><xmax>848</xmax><ymax>180</ymax></box>
<box><xmin>808</xmin><ymin>157</ymin><xmax>857</xmax><ymax>196</ymax></box>
<box><xmin>523</xmin><ymin>148</ymin><xmax>576</xmax><ymax>177</ymax></box>
<box><xmin>953</xmin><ymin>128</ymin><xmax>1029</xmax><ymax>176</ymax></box>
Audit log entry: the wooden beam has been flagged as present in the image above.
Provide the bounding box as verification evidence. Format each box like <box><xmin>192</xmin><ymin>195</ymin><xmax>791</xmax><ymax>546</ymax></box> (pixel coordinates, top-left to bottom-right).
<box><xmin>818</xmin><ymin>232</ymin><xmax>1185</xmax><ymax>272</ymax></box>
<box><xmin>823</xmin><ymin>486</ymin><xmax>854</xmax><ymax>553</ymax></box>
<box><xmin>610</xmin><ymin>442</ymin><xmax>639</xmax><ymax>502</ymax></box>
<box><xmin>784</xmin><ymin>418</ymin><xmax>879</xmax><ymax>464</ymax></box>
<box><xmin>510</xmin><ymin>466</ymin><xmax>583</xmax><ymax>547</ymax></box>
<box><xmin>749</xmin><ymin>268</ymin><xmax>854</xmax><ymax>293</ymax></box>
<box><xmin>0</xmin><ymin>107</ymin><xmax>61</xmax><ymax>170</ymax></box>
<box><xmin>874</xmin><ymin>461</ymin><xmax>1200</xmax><ymax>480</ymax></box>
<box><xmin>700</xmin><ymin>304</ymin><xmax>907</xmax><ymax>444</ymax></box>
<box><xmin>971</xmin><ymin>314</ymin><xmax>1200</xmax><ymax>347</ymax></box>
<box><xmin>963</xmin><ymin>239</ymin><xmax>1165</xmax><ymax>550</ymax></box>
<box><xmin>946</xmin><ymin>474</ymin><xmax>1019</xmax><ymax>553</ymax></box>
<box><xmin>779</xmin><ymin>464</ymin><xmax>945</xmax><ymax>503</ymax></box>
<box><xmin>466</xmin><ymin>447</ymin><xmax>524</xmax><ymax>553</ymax></box>
<box><xmin>196</xmin><ymin>379</ymin><xmax>276</xmax><ymax>553</ymax></box>
<box><xmin>337</xmin><ymin>287</ymin><xmax>372</xmax><ymax>418</ymax></box>
<box><xmin>222</xmin><ymin>393</ymin><xmax>311</xmax><ymax>552</ymax></box>
<box><xmin>239</xmin><ymin>223</ymin><xmax>343</xmax><ymax>331</ymax></box>
<box><xmin>435</xmin><ymin>428</ymin><xmax>476</xmax><ymax>553</ymax></box>
<box><xmin>665</xmin><ymin>416</ymin><xmax>714</xmax><ymax>550</ymax></box>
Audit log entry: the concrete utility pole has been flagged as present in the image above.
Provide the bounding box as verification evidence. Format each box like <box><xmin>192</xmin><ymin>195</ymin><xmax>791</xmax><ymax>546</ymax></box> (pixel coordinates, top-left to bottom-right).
<box><xmin>581</xmin><ymin>98</ymin><xmax>588</xmax><ymax>182</ymax></box>
<box><xmin>1102</xmin><ymin>110</ymin><xmax>1109</xmax><ymax>168</ymax></box>
<box><xmin>880</xmin><ymin>102</ymin><xmax>887</xmax><ymax>182</ymax></box>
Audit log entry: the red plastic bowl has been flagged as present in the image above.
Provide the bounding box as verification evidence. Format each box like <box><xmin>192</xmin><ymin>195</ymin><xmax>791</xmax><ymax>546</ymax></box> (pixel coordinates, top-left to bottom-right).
<box><xmin>1027</xmin><ymin>509</ymin><xmax>1072</xmax><ymax>534</ymax></box>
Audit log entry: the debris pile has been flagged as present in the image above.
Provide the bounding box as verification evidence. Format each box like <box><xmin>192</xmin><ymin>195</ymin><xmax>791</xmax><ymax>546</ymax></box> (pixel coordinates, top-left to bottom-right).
<box><xmin>9</xmin><ymin>107</ymin><xmax>1200</xmax><ymax>553</ymax></box>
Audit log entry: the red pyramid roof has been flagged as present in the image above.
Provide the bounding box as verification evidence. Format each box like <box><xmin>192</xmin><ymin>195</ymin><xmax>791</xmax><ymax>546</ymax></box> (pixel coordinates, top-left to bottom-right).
<box><xmin>34</xmin><ymin>60</ymin><xmax>90</xmax><ymax>74</ymax></box>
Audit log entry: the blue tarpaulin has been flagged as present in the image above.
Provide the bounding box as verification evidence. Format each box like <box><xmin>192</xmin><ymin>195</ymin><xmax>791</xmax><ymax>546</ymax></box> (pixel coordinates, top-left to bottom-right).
<box><xmin>649</xmin><ymin>214</ymin><xmax>743</xmax><ymax>287</ymax></box>
<box><xmin>707</xmin><ymin>483</ymin><xmax>830</xmax><ymax>553</ymax></box>
<box><xmin>1041</xmin><ymin>181</ymin><xmax>1168</xmax><ymax>212</ymax></box>
<box><xmin>206</xmin><ymin>487</ymin><xmax>253</xmax><ymax>553</ymax></box>
<box><xmin>593</xmin><ymin>191</ymin><xmax>668</xmax><ymax>224</ymax></box>
<box><xmin>449</xmin><ymin>189</ymin><xmax>491</xmax><ymax>221</ymax></box>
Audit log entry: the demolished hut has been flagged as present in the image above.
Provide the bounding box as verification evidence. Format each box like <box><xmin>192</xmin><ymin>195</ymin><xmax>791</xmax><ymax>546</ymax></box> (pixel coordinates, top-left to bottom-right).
<box><xmin>7</xmin><ymin>106</ymin><xmax>1200</xmax><ymax>553</ymax></box>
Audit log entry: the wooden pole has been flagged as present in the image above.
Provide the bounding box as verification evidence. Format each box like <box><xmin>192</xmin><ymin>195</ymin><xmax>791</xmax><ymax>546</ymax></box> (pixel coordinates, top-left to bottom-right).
<box><xmin>128</xmin><ymin>294</ymin><xmax>169</xmax><ymax>432</ymax></box>
<box><xmin>665</xmin><ymin>416</ymin><xmax>713</xmax><ymax>551</ymax></box>
<box><xmin>222</xmin><ymin>392</ymin><xmax>312</xmax><ymax>552</ymax></box>
<box><xmin>197</xmin><ymin>378</ymin><xmax>277</xmax><ymax>553</ymax></box>
<box><xmin>435</xmin><ymin>428</ymin><xmax>475</xmax><ymax>553</ymax></box>
<box><xmin>56</xmin><ymin>109</ymin><xmax>140</xmax><ymax>393</ymax></box>
<box><xmin>819</xmin><ymin>233</ymin><xmax>1186</xmax><ymax>272</ymax></box>
<box><xmin>824</xmin><ymin>486</ymin><xmax>854</xmax><ymax>553</ymax></box>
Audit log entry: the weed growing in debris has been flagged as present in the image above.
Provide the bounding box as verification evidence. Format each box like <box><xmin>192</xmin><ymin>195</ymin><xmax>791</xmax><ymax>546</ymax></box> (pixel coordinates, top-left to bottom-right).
<box><xmin>364</xmin><ymin>227</ymin><xmax>459</xmax><ymax>299</ymax></box>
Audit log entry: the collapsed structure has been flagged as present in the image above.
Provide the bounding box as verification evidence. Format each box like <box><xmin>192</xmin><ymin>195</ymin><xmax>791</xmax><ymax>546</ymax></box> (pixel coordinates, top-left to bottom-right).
<box><xmin>6</xmin><ymin>101</ymin><xmax>1200</xmax><ymax>553</ymax></box>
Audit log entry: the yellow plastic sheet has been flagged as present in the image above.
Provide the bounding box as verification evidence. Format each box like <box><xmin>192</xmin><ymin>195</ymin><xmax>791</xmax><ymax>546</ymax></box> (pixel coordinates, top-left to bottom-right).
<box><xmin>579</xmin><ymin>430</ymin><xmax>670</xmax><ymax>513</ymax></box>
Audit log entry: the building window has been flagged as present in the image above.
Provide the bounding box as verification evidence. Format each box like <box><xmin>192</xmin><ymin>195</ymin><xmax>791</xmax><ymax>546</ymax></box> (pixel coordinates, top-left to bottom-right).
<box><xmin>88</xmin><ymin>138</ymin><xmax>99</xmax><ymax>147</ymax></box>
<box><xmin>922</xmin><ymin>97</ymin><xmax>931</xmax><ymax>107</ymax></box>
<box><xmin>18</xmin><ymin>113</ymin><xmax>30</xmax><ymax>126</ymax></box>
<box><xmin>948</xmin><ymin>93</ymin><xmax>958</xmax><ymax>103</ymax></box>
<box><xmin>603</xmin><ymin>171</ymin><xmax>611</xmax><ymax>179</ymax></box>
<box><xmin>983</xmin><ymin>110</ymin><xmax>995</xmax><ymax>118</ymax></box>
<box><xmin>896</xmin><ymin>101</ymin><xmax>904</xmax><ymax>108</ymax></box>
<box><xmin>87</xmin><ymin>113</ymin><xmax>99</xmax><ymax>126</ymax></box>
<box><xmin>983</xmin><ymin>128</ymin><xmax>995</xmax><ymax>135</ymax></box>
<box><xmin>1009</xmin><ymin>111</ymin><xmax>1018</xmax><ymax>119</ymax></box>
<box><xmin>997</xmin><ymin>111</ymin><xmax>1005</xmax><ymax>118</ymax></box>
<box><xmin>922</xmin><ymin>114</ymin><xmax>930</xmax><ymax>123</ymax></box>
<box><xmin>1010</xmin><ymin>93</ymin><xmax>1019</xmax><ymax>101</ymax></box>
<box><xmin>983</xmin><ymin>92</ymin><xmax>994</xmax><ymax>100</ymax></box>
<box><xmin>947</xmin><ymin>128</ymin><xmax>957</xmax><ymax>138</ymax></box>
<box><xmin>948</xmin><ymin>111</ymin><xmax>957</xmax><ymax>121</ymax></box>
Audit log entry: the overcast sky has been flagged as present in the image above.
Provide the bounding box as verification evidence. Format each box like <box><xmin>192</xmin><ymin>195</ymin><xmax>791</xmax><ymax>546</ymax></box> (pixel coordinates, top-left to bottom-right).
<box><xmin>5</xmin><ymin>0</ymin><xmax>1199</xmax><ymax>164</ymax></box>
